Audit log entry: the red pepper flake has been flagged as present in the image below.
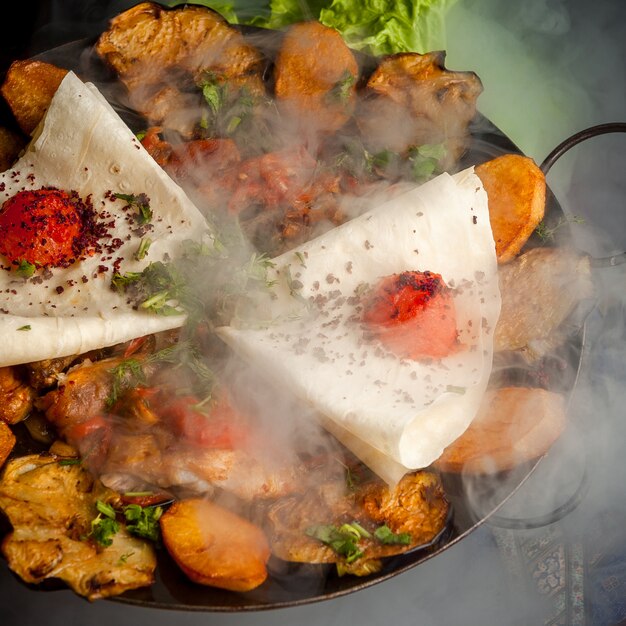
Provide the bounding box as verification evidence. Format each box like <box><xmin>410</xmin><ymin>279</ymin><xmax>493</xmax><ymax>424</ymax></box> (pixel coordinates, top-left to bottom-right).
<box><xmin>55</xmin><ymin>286</ymin><xmax>64</xmax><ymax>294</ymax></box>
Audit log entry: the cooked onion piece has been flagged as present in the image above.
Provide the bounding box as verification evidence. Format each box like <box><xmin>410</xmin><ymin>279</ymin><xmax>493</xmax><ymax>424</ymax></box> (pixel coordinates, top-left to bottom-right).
<box><xmin>0</xmin><ymin>454</ymin><xmax>157</xmax><ymax>600</ymax></box>
<box><xmin>0</xmin><ymin>422</ymin><xmax>15</xmax><ymax>468</ymax></box>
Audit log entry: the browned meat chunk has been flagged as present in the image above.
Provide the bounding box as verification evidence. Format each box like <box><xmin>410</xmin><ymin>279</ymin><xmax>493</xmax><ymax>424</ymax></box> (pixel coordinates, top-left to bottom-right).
<box><xmin>274</xmin><ymin>21</ymin><xmax>358</xmax><ymax>135</ymax></box>
<box><xmin>265</xmin><ymin>471</ymin><xmax>448</xmax><ymax>574</ymax></box>
<box><xmin>0</xmin><ymin>366</ymin><xmax>35</xmax><ymax>424</ymax></box>
<box><xmin>356</xmin><ymin>52</ymin><xmax>482</xmax><ymax>167</ymax></box>
<box><xmin>95</xmin><ymin>2</ymin><xmax>265</xmax><ymax>136</ymax></box>
<box><xmin>495</xmin><ymin>246</ymin><xmax>594</xmax><ymax>359</ymax></box>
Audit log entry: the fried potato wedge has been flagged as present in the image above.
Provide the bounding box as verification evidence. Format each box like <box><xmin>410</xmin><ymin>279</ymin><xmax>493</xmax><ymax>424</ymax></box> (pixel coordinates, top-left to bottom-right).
<box><xmin>434</xmin><ymin>387</ymin><xmax>566</xmax><ymax>474</ymax></box>
<box><xmin>0</xmin><ymin>422</ymin><xmax>15</xmax><ymax>468</ymax></box>
<box><xmin>475</xmin><ymin>154</ymin><xmax>546</xmax><ymax>264</ymax></box>
<box><xmin>160</xmin><ymin>498</ymin><xmax>270</xmax><ymax>591</ymax></box>
<box><xmin>274</xmin><ymin>21</ymin><xmax>358</xmax><ymax>134</ymax></box>
<box><xmin>1</xmin><ymin>60</ymin><xmax>68</xmax><ymax>135</ymax></box>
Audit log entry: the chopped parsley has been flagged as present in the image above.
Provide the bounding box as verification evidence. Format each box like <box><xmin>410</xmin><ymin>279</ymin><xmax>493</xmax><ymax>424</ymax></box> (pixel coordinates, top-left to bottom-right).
<box><xmin>89</xmin><ymin>499</ymin><xmax>120</xmax><ymax>547</ymax></box>
<box><xmin>123</xmin><ymin>504</ymin><xmax>163</xmax><ymax>543</ymax></box>
<box><xmin>306</xmin><ymin>521</ymin><xmax>413</xmax><ymax>564</ymax></box>
<box><xmin>114</xmin><ymin>192</ymin><xmax>153</xmax><ymax>225</ymax></box>
<box><xmin>15</xmin><ymin>259</ymin><xmax>35</xmax><ymax>278</ymax></box>
<box><xmin>134</xmin><ymin>237</ymin><xmax>152</xmax><ymax>261</ymax></box>
<box><xmin>373</xmin><ymin>524</ymin><xmax>411</xmax><ymax>545</ymax></box>
<box><xmin>88</xmin><ymin>500</ymin><xmax>163</xmax><ymax>548</ymax></box>
<box><xmin>16</xmin><ymin>325</ymin><xmax>31</xmax><ymax>331</ymax></box>
<box><xmin>326</xmin><ymin>70</ymin><xmax>356</xmax><ymax>104</ymax></box>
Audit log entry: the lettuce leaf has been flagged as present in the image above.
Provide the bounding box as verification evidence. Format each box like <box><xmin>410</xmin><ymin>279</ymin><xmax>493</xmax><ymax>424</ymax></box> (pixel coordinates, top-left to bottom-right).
<box><xmin>319</xmin><ymin>0</ymin><xmax>458</xmax><ymax>55</ymax></box>
<box><xmin>167</xmin><ymin>0</ymin><xmax>456</xmax><ymax>55</ymax></box>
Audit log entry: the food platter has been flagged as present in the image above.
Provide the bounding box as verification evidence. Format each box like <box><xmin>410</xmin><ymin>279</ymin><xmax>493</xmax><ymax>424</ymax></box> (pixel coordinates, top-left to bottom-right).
<box><xmin>0</xmin><ymin>17</ymin><xmax>590</xmax><ymax>611</ymax></box>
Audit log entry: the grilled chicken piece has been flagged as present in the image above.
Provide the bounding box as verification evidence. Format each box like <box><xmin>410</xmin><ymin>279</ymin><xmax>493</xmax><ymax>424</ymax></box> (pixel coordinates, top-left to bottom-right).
<box><xmin>36</xmin><ymin>356</ymin><xmax>126</xmax><ymax>434</ymax></box>
<box><xmin>0</xmin><ymin>454</ymin><xmax>156</xmax><ymax>600</ymax></box>
<box><xmin>95</xmin><ymin>2</ymin><xmax>266</xmax><ymax>136</ymax></box>
<box><xmin>265</xmin><ymin>471</ymin><xmax>448</xmax><ymax>574</ymax></box>
<box><xmin>495</xmin><ymin>246</ymin><xmax>594</xmax><ymax>359</ymax></box>
<box><xmin>273</xmin><ymin>21</ymin><xmax>358</xmax><ymax>135</ymax></box>
<box><xmin>99</xmin><ymin>429</ymin><xmax>304</xmax><ymax>502</ymax></box>
<box><xmin>356</xmin><ymin>52</ymin><xmax>482</xmax><ymax>168</ymax></box>
<box><xmin>0</xmin><ymin>366</ymin><xmax>35</xmax><ymax>424</ymax></box>
<box><xmin>0</xmin><ymin>60</ymin><xmax>68</xmax><ymax>135</ymax></box>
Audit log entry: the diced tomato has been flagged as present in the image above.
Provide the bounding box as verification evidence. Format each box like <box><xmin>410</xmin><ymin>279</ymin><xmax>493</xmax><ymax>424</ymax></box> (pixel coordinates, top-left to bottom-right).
<box><xmin>0</xmin><ymin>188</ymin><xmax>85</xmax><ymax>267</ymax></box>
<box><xmin>140</xmin><ymin>127</ymin><xmax>173</xmax><ymax>167</ymax></box>
<box><xmin>64</xmin><ymin>415</ymin><xmax>112</xmax><ymax>472</ymax></box>
<box><xmin>160</xmin><ymin>393</ymin><xmax>249</xmax><ymax>449</ymax></box>
<box><xmin>362</xmin><ymin>271</ymin><xmax>458</xmax><ymax>360</ymax></box>
<box><xmin>123</xmin><ymin>336</ymin><xmax>148</xmax><ymax>358</ymax></box>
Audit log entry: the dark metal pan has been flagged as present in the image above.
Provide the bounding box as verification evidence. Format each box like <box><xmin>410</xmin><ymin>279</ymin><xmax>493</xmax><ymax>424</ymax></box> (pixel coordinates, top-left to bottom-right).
<box><xmin>1</xmin><ymin>25</ymin><xmax>614</xmax><ymax>611</ymax></box>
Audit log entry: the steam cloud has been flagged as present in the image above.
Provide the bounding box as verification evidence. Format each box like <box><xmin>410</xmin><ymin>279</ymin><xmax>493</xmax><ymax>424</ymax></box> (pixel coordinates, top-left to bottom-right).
<box><xmin>1</xmin><ymin>1</ymin><xmax>625</xmax><ymax>625</ymax></box>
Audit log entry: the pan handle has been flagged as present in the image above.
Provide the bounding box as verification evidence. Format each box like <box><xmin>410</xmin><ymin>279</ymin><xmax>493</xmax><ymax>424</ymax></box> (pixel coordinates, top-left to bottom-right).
<box><xmin>540</xmin><ymin>122</ymin><xmax>626</xmax><ymax>269</ymax></box>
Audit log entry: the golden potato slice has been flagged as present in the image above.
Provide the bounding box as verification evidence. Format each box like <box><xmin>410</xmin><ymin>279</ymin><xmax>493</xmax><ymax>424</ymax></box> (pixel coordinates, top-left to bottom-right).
<box><xmin>475</xmin><ymin>154</ymin><xmax>546</xmax><ymax>264</ymax></box>
<box><xmin>434</xmin><ymin>387</ymin><xmax>566</xmax><ymax>474</ymax></box>
<box><xmin>160</xmin><ymin>498</ymin><xmax>270</xmax><ymax>592</ymax></box>
<box><xmin>1</xmin><ymin>60</ymin><xmax>68</xmax><ymax>135</ymax></box>
<box><xmin>274</xmin><ymin>21</ymin><xmax>358</xmax><ymax>133</ymax></box>
<box><xmin>0</xmin><ymin>421</ymin><xmax>15</xmax><ymax>468</ymax></box>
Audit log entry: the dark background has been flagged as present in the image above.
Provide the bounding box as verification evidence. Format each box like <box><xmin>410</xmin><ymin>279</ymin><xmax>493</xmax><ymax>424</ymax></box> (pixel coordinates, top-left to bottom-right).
<box><xmin>1</xmin><ymin>2</ymin><xmax>625</xmax><ymax>625</ymax></box>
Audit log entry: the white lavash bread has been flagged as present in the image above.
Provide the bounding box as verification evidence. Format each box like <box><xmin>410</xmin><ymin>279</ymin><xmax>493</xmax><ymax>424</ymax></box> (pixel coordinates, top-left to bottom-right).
<box><xmin>0</xmin><ymin>71</ymin><xmax>211</xmax><ymax>366</ymax></box>
<box><xmin>217</xmin><ymin>168</ymin><xmax>501</xmax><ymax>484</ymax></box>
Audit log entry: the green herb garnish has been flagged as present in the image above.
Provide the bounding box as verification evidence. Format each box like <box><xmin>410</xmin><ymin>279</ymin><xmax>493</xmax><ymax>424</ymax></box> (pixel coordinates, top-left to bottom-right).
<box><xmin>114</xmin><ymin>192</ymin><xmax>153</xmax><ymax>225</ymax></box>
<box><xmin>123</xmin><ymin>504</ymin><xmax>163</xmax><ymax>543</ymax></box>
<box><xmin>445</xmin><ymin>385</ymin><xmax>466</xmax><ymax>395</ymax></box>
<box><xmin>134</xmin><ymin>237</ymin><xmax>152</xmax><ymax>261</ymax></box>
<box><xmin>90</xmin><ymin>499</ymin><xmax>120</xmax><ymax>547</ymax></box>
<box><xmin>535</xmin><ymin>215</ymin><xmax>585</xmax><ymax>242</ymax></box>
<box><xmin>16</xmin><ymin>325</ymin><xmax>31</xmax><ymax>331</ymax></box>
<box><xmin>57</xmin><ymin>458</ymin><xmax>81</xmax><ymax>466</ymax></box>
<box><xmin>373</xmin><ymin>524</ymin><xmax>411</xmax><ymax>545</ymax></box>
<box><xmin>306</xmin><ymin>523</ymin><xmax>364</xmax><ymax>563</ymax></box>
<box><xmin>15</xmin><ymin>259</ymin><xmax>35</xmax><ymax>278</ymax></box>
<box><xmin>326</xmin><ymin>70</ymin><xmax>356</xmax><ymax>104</ymax></box>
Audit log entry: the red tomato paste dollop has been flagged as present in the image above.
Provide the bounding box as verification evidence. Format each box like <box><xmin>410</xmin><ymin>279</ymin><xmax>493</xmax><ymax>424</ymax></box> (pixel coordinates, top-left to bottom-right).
<box><xmin>362</xmin><ymin>270</ymin><xmax>458</xmax><ymax>360</ymax></box>
<box><xmin>0</xmin><ymin>188</ymin><xmax>95</xmax><ymax>268</ymax></box>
